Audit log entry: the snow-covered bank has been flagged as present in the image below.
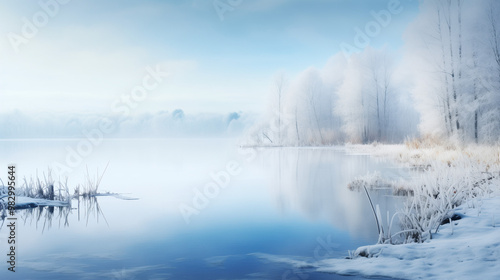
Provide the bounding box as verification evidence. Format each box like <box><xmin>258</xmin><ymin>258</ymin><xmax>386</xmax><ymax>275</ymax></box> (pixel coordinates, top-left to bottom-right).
<box><xmin>0</xmin><ymin>196</ymin><xmax>70</xmax><ymax>210</ymax></box>
<box><xmin>254</xmin><ymin>143</ymin><xmax>500</xmax><ymax>279</ymax></box>
<box><xmin>254</xmin><ymin>196</ymin><xmax>500</xmax><ymax>280</ymax></box>
<box><xmin>0</xmin><ymin>169</ymin><xmax>136</xmax><ymax>213</ymax></box>
<box><xmin>345</xmin><ymin>142</ymin><xmax>499</xmax><ymax>241</ymax></box>
<box><xmin>333</xmin><ymin>143</ymin><xmax>500</xmax><ymax>278</ymax></box>
<box><xmin>317</xmin><ymin>196</ymin><xmax>500</xmax><ymax>280</ymax></box>
<box><xmin>345</xmin><ymin>142</ymin><xmax>500</xmax><ymax>168</ymax></box>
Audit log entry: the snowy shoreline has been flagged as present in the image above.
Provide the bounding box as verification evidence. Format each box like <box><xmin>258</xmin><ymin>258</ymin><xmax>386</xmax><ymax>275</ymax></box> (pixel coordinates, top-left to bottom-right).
<box><xmin>324</xmin><ymin>143</ymin><xmax>500</xmax><ymax>279</ymax></box>
<box><xmin>316</xmin><ymin>196</ymin><xmax>500</xmax><ymax>279</ymax></box>
<box><xmin>255</xmin><ymin>196</ymin><xmax>499</xmax><ymax>279</ymax></box>
<box><xmin>256</xmin><ymin>143</ymin><xmax>500</xmax><ymax>279</ymax></box>
<box><xmin>2</xmin><ymin>196</ymin><xmax>71</xmax><ymax>210</ymax></box>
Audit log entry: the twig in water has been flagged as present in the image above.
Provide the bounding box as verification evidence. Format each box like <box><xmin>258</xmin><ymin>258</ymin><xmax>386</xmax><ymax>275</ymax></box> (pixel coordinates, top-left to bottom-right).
<box><xmin>363</xmin><ymin>185</ymin><xmax>384</xmax><ymax>242</ymax></box>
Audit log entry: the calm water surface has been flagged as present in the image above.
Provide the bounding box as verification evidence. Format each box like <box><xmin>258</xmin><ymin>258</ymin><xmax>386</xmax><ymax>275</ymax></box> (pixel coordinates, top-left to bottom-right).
<box><xmin>0</xmin><ymin>139</ymin><xmax>405</xmax><ymax>279</ymax></box>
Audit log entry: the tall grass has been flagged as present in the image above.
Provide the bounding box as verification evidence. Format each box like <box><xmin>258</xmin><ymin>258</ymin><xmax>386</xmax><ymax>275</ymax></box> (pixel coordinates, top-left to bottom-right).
<box><xmin>397</xmin><ymin>160</ymin><xmax>494</xmax><ymax>243</ymax></box>
<box><xmin>362</xmin><ymin>185</ymin><xmax>419</xmax><ymax>245</ymax></box>
<box><xmin>401</xmin><ymin>137</ymin><xmax>500</xmax><ymax>168</ymax></box>
<box><xmin>345</xmin><ymin>140</ymin><xmax>500</xmax><ymax>258</ymax></box>
<box><xmin>19</xmin><ymin>169</ymin><xmax>70</xmax><ymax>201</ymax></box>
<box><xmin>0</xmin><ymin>165</ymin><xmax>109</xmax><ymax>207</ymax></box>
<box><xmin>74</xmin><ymin>164</ymin><xmax>109</xmax><ymax>198</ymax></box>
<box><xmin>356</xmin><ymin>156</ymin><xmax>497</xmax><ymax>248</ymax></box>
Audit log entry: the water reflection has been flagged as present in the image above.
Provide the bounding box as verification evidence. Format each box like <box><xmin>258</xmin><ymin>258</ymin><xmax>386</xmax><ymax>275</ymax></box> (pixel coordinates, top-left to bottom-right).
<box><xmin>20</xmin><ymin>206</ymin><xmax>71</xmax><ymax>233</ymax></box>
<box><xmin>0</xmin><ymin>140</ymin><xmax>406</xmax><ymax>279</ymax></box>
<box><xmin>0</xmin><ymin>195</ymin><xmax>112</xmax><ymax>233</ymax></box>
<box><xmin>76</xmin><ymin>196</ymin><xmax>108</xmax><ymax>227</ymax></box>
<box><xmin>257</xmin><ymin>147</ymin><xmax>402</xmax><ymax>240</ymax></box>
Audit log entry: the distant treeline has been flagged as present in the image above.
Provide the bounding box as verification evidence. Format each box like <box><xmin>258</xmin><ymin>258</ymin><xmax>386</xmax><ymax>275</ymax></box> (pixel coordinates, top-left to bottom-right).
<box><xmin>0</xmin><ymin>110</ymin><xmax>253</xmax><ymax>138</ymax></box>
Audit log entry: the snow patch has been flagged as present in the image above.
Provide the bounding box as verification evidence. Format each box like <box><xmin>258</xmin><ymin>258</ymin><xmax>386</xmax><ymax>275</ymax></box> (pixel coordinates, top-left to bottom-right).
<box><xmin>317</xmin><ymin>197</ymin><xmax>500</xmax><ymax>280</ymax></box>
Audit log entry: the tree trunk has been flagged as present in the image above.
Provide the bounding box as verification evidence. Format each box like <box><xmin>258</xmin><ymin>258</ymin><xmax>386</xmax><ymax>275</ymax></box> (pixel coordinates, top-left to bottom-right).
<box><xmin>295</xmin><ymin>106</ymin><xmax>300</xmax><ymax>144</ymax></box>
<box><xmin>475</xmin><ymin>111</ymin><xmax>478</xmax><ymax>143</ymax></box>
<box><xmin>383</xmin><ymin>71</ymin><xmax>389</xmax><ymax>141</ymax></box>
<box><xmin>473</xmin><ymin>50</ymin><xmax>479</xmax><ymax>143</ymax></box>
<box><xmin>438</xmin><ymin>9</ymin><xmax>454</xmax><ymax>135</ymax></box>
<box><xmin>375</xmin><ymin>76</ymin><xmax>382</xmax><ymax>140</ymax></box>
<box><xmin>457</xmin><ymin>0</ymin><xmax>463</xmax><ymax>135</ymax></box>
<box><xmin>445</xmin><ymin>0</ymin><xmax>460</xmax><ymax>133</ymax></box>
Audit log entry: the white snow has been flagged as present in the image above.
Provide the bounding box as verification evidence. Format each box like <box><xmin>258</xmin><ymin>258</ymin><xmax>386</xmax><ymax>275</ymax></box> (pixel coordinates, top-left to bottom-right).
<box><xmin>317</xmin><ymin>196</ymin><xmax>500</xmax><ymax>280</ymax></box>
<box><xmin>0</xmin><ymin>196</ymin><xmax>70</xmax><ymax>209</ymax></box>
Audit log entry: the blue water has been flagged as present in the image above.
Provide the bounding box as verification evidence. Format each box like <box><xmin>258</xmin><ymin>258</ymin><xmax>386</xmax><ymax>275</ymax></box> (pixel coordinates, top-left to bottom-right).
<box><xmin>0</xmin><ymin>139</ymin><xmax>405</xmax><ymax>279</ymax></box>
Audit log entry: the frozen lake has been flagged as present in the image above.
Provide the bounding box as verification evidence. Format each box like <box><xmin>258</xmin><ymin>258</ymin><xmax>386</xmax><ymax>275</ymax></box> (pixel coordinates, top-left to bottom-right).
<box><xmin>0</xmin><ymin>139</ymin><xmax>405</xmax><ymax>279</ymax></box>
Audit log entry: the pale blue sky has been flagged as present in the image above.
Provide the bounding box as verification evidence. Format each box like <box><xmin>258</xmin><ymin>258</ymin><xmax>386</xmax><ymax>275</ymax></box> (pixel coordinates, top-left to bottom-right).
<box><xmin>0</xmin><ymin>0</ymin><xmax>419</xmax><ymax>115</ymax></box>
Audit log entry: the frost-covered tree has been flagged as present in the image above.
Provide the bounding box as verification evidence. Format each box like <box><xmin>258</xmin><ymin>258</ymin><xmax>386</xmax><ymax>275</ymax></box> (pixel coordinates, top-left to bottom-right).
<box><xmin>283</xmin><ymin>55</ymin><xmax>347</xmax><ymax>145</ymax></box>
<box><xmin>248</xmin><ymin>0</ymin><xmax>500</xmax><ymax>146</ymax></box>
<box><xmin>336</xmin><ymin>47</ymin><xmax>402</xmax><ymax>143</ymax></box>
<box><xmin>404</xmin><ymin>0</ymin><xmax>500</xmax><ymax>143</ymax></box>
<box><xmin>248</xmin><ymin>55</ymin><xmax>347</xmax><ymax>146</ymax></box>
<box><xmin>479</xmin><ymin>0</ymin><xmax>500</xmax><ymax>143</ymax></box>
<box><xmin>248</xmin><ymin>49</ymin><xmax>415</xmax><ymax>145</ymax></box>
<box><xmin>274</xmin><ymin>73</ymin><xmax>287</xmax><ymax>145</ymax></box>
